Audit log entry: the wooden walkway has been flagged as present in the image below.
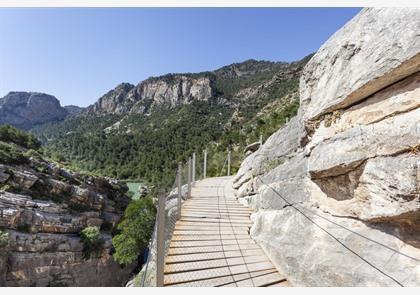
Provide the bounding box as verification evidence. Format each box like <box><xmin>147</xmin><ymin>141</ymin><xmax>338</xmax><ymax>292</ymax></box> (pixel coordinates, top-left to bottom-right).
<box><xmin>164</xmin><ymin>176</ymin><xmax>290</xmax><ymax>287</ymax></box>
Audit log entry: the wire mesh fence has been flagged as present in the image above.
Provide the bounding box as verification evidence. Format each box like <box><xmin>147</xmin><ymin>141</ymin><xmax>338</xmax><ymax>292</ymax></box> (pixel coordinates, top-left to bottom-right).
<box><xmin>137</xmin><ymin>149</ymin><xmax>232</xmax><ymax>287</ymax></box>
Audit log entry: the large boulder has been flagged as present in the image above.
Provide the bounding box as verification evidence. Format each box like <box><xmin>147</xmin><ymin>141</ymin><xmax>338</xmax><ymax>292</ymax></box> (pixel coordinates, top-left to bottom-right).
<box><xmin>300</xmin><ymin>8</ymin><xmax>420</xmax><ymax>124</ymax></box>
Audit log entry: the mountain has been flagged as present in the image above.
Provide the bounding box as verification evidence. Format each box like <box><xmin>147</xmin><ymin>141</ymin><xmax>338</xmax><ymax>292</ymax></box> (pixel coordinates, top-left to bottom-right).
<box><xmin>83</xmin><ymin>58</ymin><xmax>309</xmax><ymax>118</ymax></box>
<box><xmin>31</xmin><ymin>56</ymin><xmax>311</xmax><ymax>187</ymax></box>
<box><xmin>64</xmin><ymin>105</ymin><xmax>84</xmax><ymax>116</ymax></box>
<box><xmin>0</xmin><ymin>92</ymin><xmax>69</xmax><ymax>130</ymax></box>
<box><xmin>0</xmin><ymin>125</ymin><xmax>136</xmax><ymax>286</ymax></box>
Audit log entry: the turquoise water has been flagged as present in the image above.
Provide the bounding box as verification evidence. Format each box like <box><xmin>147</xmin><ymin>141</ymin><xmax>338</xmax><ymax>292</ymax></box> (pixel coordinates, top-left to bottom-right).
<box><xmin>126</xmin><ymin>182</ymin><xmax>142</xmax><ymax>199</ymax></box>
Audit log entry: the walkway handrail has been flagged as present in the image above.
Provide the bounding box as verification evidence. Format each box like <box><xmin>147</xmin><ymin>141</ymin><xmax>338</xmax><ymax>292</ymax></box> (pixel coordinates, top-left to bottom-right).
<box><xmin>138</xmin><ymin>148</ymin><xmax>232</xmax><ymax>287</ymax></box>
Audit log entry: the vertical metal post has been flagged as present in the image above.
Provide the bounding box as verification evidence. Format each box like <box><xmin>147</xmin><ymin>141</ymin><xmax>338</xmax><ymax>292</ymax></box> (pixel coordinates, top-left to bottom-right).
<box><xmin>259</xmin><ymin>134</ymin><xmax>263</xmax><ymax>146</ymax></box>
<box><xmin>228</xmin><ymin>149</ymin><xmax>230</xmax><ymax>176</ymax></box>
<box><xmin>177</xmin><ymin>162</ymin><xmax>182</xmax><ymax>220</ymax></box>
<box><xmin>203</xmin><ymin>149</ymin><xmax>207</xmax><ymax>179</ymax></box>
<box><xmin>192</xmin><ymin>152</ymin><xmax>196</xmax><ymax>185</ymax></box>
<box><xmin>156</xmin><ymin>189</ymin><xmax>166</xmax><ymax>287</ymax></box>
<box><xmin>187</xmin><ymin>157</ymin><xmax>192</xmax><ymax>199</ymax></box>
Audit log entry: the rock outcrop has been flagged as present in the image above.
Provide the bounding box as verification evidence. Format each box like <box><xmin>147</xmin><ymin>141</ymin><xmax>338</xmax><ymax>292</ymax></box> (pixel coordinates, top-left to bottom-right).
<box><xmin>0</xmin><ymin>92</ymin><xmax>69</xmax><ymax>130</ymax></box>
<box><xmin>0</xmin><ymin>134</ymin><xmax>134</xmax><ymax>286</ymax></box>
<box><xmin>85</xmin><ymin>75</ymin><xmax>216</xmax><ymax>115</ymax></box>
<box><xmin>233</xmin><ymin>8</ymin><xmax>420</xmax><ymax>287</ymax></box>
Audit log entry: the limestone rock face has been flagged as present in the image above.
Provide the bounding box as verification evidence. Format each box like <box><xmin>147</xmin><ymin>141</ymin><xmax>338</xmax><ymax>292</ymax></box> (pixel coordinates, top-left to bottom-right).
<box><xmin>85</xmin><ymin>76</ymin><xmax>215</xmax><ymax>115</ymax></box>
<box><xmin>0</xmin><ymin>145</ymin><xmax>133</xmax><ymax>286</ymax></box>
<box><xmin>0</xmin><ymin>92</ymin><xmax>69</xmax><ymax>130</ymax></box>
<box><xmin>233</xmin><ymin>8</ymin><xmax>420</xmax><ymax>287</ymax></box>
<box><xmin>300</xmin><ymin>7</ymin><xmax>420</xmax><ymax>123</ymax></box>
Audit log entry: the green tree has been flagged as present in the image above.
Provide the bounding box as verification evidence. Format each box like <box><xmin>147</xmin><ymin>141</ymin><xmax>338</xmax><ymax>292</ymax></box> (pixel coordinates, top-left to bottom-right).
<box><xmin>80</xmin><ymin>226</ymin><xmax>103</xmax><ymax>259</ymax></box>
<box><xmin>112</xmin><ymin>196</ymin><xmax>156</xmax><ymax>265</ymax></box>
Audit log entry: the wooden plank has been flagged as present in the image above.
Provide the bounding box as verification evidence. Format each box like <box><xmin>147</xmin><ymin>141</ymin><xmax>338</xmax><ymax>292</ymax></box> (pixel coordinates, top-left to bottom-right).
<box><xmin>168</xmin><ymin>243</ymin><xmax>261</xmax><ymax>255</ymax></box>
<box><xmin>166</xmin><ymin>248</ymin><xmax>266</xmax><ymax>263</ymax></box>
<box><xmin>164</xmin><ymin>266</ymin><xmax>233</xmax><ymax>284</ymax></box>
<box><xmin>168</xmin><ymin>275</ymin><xmax>235</xmax><ymax>287</ymax></box>
<box><xmin>173</xmin><ymin>228</ymin><xmax>249</xmax><ymax>233</ymax></box>
<box><xmin>165</xmin><ymin>256</ymin><xmax>270</xmax><ymax>274</ymax></box>
<box><xmin>169</xmin><ymin>238</ymin><xmax>256</xmax><ymax>248</ymax></box>
<box><xmin>161</xmin><ymin>176</ymin><xmax>286</xmax><ymax>287</ymax></box>
<box><xmin>180</xmin><ymin>217</ymin><xmax>253</xmax><ymax>224</ymax></box>
<box><xmin>268</xmin><ymin>280</ymin><xmax>292</xmax><ymax>287</ymax></box>
<box><xmin>171</xmin><ymin>234</ymin><xmax>250</xmax><ymax>241</ymax></box>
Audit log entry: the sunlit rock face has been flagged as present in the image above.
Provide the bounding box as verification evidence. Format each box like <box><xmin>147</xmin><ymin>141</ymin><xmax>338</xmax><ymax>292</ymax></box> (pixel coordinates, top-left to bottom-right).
<box><xmin>85</xmin><ymin>76</ymin><xmax>216</xmax><ymax>115</ymax></box>
<box><xmin>0</xmin><ymin>92</ymin><xmax>69</xmax><ymax>130</ymax></box>
<box><xmin>233</xmin><ymin>8</ymin><xmax>420</xmax><ymax>287</ymax></box>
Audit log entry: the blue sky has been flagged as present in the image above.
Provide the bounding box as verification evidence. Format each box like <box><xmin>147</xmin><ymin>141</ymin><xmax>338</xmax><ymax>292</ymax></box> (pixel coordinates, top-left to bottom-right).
<box><xmin>0</xmin><ymin>8</ymin><xmax>361</xmax><ymax>107</ymax></box>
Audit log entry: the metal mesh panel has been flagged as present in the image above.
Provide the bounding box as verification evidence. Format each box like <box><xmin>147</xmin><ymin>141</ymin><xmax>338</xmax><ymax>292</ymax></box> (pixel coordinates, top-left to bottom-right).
<box><xmin>139</xmin><ymin>160</ymin><xmax>190</xmax><ymax>287</ymax></box>
<box><xmin>138</xmin><ymin>150</ymin><xmax>233</xmax><ymax>287</ymax></box>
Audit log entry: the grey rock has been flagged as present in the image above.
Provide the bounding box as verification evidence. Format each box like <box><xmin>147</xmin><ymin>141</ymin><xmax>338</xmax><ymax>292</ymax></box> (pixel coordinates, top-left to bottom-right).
<box><xmin>300</xmin><ymin>8</ymin><xmax>420</xmax><ymax>123</ymax></box>
<box><xmin>308</xmin><ymin>108</ymin><xmax>420</xmax><ymax>178</ymax></box>
<box><xmin>0</xmin><ymin>92</ymin><xmax>69</xmax><ymax>130</ymax></box>
<box><xmin>232</xmin><ymin>7</ymin><xmax>420</xmax><ymax>287</ymax></box>
<box><xmin>251</xmin><ymin>208</ymin><xmax>420</xmax><ymax>286</ymax></box>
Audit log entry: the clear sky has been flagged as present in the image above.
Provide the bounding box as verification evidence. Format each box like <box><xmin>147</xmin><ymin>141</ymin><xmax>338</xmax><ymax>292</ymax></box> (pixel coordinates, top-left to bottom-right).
<box><xmin>0</xmin><ymin>8</ymin><xmax>361</xmax><ymax>107</ymax></box>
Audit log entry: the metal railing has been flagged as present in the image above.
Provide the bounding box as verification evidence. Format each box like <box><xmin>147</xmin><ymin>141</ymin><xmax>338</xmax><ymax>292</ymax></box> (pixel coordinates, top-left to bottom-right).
<box><xmin>138</xmin><ymin>148</ymin><xmax>232</xmax><ymax>287</ymax></box>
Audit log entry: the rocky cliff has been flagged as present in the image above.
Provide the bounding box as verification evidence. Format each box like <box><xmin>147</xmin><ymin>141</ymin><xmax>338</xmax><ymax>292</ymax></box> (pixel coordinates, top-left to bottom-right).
<box><xmin>83</xmin><ymin>58</ymin><xmax>307</xmax><ymax>117</ymax></box>
<box><xmin>0</xmin><ymin>126</ymin><xmax>134</xmax><ymax>286</ymax></box>
<box><xmin>85</xmin><ymin>75</ymin><xmax>216</xmax><ymax>115</ymax></box>
<box><xmin>0</xmin><ymin>92</ymin><xmax>70</xmax><ymax>130</ymax></box>
<box><xmin>233</xmin><ymin>8</ymin><xmax>420</xmax><ymax>286</ymax></box>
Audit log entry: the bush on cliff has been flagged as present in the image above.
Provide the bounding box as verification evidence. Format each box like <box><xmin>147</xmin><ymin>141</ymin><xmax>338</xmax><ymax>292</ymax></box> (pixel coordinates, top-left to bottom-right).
<box><xmin>0</xmin><ymin>125</ymin><xmax>41</xmax><ymax>149</ymax></box>
<box><xmin>80</xmin><ymin>226</ymin><xmax>103</xmax><ymax>259</ymax></box>
<box><xmin>0</xmin><ymin>229</ymin><xmax>9</xmax><ymax>247</ymax></box>
<box><xmin>0</xmin><ymin>142</ymin><xmax>29</xmax><ymax>165</ymax></box>
<box><xmin>112</xmin><ymin>196</ymin><xmax>156</xmax><ymax>265</ymax></box>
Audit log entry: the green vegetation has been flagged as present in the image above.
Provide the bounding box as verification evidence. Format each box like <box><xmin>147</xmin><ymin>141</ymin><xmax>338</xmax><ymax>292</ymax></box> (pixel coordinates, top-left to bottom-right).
<box><xmin>0</xmin><ymin>229</ymin><xmax>9</xmax><ymax>247</ymax></box>
<box><xmin>0</xmin><ymin>124</ymin><xmax>41</xmax><ymax>149</ymax></box>
<box><xmin>112</xmin><ymin>197</ymin><xmax>156</xmax><ymax>265</ymax></box>
<box><xmin>0</xmin><ymin>141</ymin><xmax>29</xmax><ymax>164</ymax></box>
<box><xmin>38</xmin><ymin>101</ymin><xmax>233</xmax><ymax>188</ymax></box>
<box><xmin>0</xmin><ymin>125</ymin><xmax>43</xmax><ymax>165</ymax></box>
<box><xmin>80</xmin><ymin>226</ymin><xmax>103</xmax><ymax>259</ymax></box>
<box><xmin>31</xmin><ymin>57</ymin><xmax>308</xmax><ymax>190</ymax></box>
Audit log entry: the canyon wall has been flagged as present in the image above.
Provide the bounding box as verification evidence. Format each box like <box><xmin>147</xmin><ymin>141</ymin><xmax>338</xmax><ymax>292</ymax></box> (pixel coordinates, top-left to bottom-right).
<box><xmin>0</xmin><ymin>148</ymin><xmax>134</xmax><ymax>286</ymax></box>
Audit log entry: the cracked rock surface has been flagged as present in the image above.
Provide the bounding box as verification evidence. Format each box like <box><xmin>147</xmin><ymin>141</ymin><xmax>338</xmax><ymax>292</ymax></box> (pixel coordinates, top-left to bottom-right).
<box><xmin>233</xmin><ymin>8</ymin><xmax>420</xmax><ymax>286</ymax></box>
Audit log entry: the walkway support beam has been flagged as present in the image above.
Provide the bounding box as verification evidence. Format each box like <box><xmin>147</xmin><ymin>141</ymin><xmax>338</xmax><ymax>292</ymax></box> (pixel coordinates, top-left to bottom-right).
<box><xmin>227</xmin><ymin>149</ymin><xmax>231</xmax><ymax>176</ymax></box>
<box><xmin>187</xmin><ymin>157</ymin><xmax>192</xmax><ymax>199</ymax></box>
<box><xmin>156</xmin><ymin>189</ymin><xmax>166</xmax><ymax>287</ymax></box>
<box><xmin>203</xmin><ymin>149</ymin><xmax>207</xmax><ymax>179</ymax></box>
<box><xmin>177</xmin><ymin>162</ymin><xmax>182</xmax><ymax>220</ymax></box>
<box><xmin>192</xmin><ymin>152</ymin><xmax>196</xmax><ymax>185</ymax></box>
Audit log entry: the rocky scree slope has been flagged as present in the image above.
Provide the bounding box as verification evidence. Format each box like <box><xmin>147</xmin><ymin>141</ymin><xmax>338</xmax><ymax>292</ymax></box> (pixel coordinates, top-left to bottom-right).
<box><xmin>233</xmin><ymin>7</ymin><xmax>420</xmax><ymax>286</ymax></box>
<box><xmin>0</xmin><ymin>92</ymin><xmax>81</xmax><ymax>130</ymax></box>
<box><xmin>0</xmin><ymin>126</ymin><xmax>134</xmax><ymax>286</ymax></box>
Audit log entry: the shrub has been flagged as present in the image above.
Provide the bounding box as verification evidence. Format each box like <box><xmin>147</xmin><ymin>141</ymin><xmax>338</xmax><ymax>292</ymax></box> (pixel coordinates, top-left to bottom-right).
<box><xmin>80</xmin><ymin>226</ymin><xmax>103</xmax><ymax>259</ymax></box>
<box><xmin>0</xmin><ymin>142</ymin><xmax>29</xmax><ymax>164</ymax></box>
<box><xmin>112</xmin><ymin>197</ymin><xmax>156</xmax><ymax>265</ymax></box>
<box><xmin>0</xmin><ymin>229</ymin><xmax>9</xmax><ymax>247</ymax></box>
<box><xmin>0</xmin><ymin>125</ymin><xmax>41</xmax><ymax>149</ymax></box>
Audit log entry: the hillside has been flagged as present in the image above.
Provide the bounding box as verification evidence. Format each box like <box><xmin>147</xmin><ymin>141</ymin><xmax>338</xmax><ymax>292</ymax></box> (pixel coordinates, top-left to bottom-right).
<box><xmin>31</xmin><ymin>57</ymin><xmax>310</xmax><ymax>188</ymax></box>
